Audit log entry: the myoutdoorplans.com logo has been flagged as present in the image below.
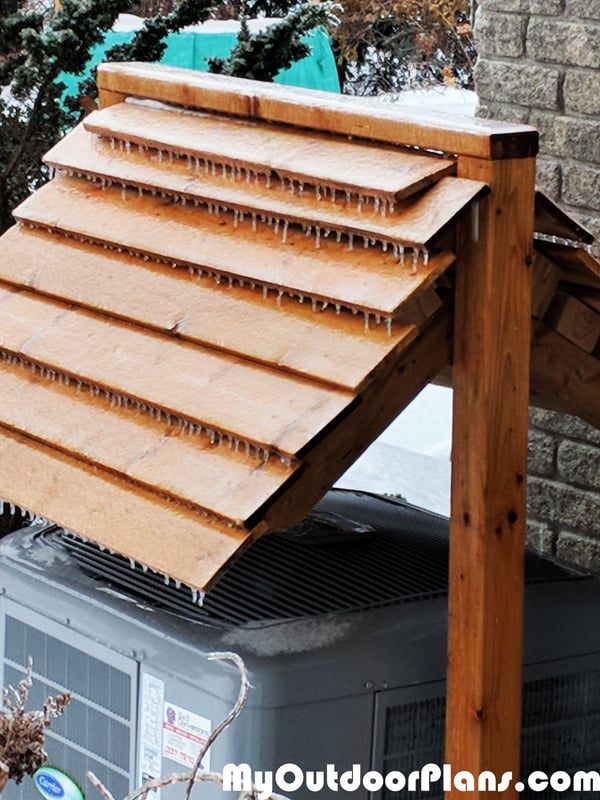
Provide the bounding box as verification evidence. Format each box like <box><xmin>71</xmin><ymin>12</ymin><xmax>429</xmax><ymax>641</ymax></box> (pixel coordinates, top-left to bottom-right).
<box><xmin>222</xmin><ymin>762</ymin><xmax>600</xmax><ymax>798</ymax></box>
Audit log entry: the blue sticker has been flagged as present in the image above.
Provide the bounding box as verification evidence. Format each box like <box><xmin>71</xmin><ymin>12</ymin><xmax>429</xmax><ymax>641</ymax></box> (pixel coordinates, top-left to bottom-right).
<box><xmin>33</xmin><ymin>767</ymin><xmax>84</xmax><ymax>800</ymax></box>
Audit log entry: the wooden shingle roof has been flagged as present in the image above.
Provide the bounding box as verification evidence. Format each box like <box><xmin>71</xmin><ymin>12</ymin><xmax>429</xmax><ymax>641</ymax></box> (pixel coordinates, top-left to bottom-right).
<box><xmin>0</xmin><ymin>63</ymin><xmax>597</xmax><ymax>593</ymax></box>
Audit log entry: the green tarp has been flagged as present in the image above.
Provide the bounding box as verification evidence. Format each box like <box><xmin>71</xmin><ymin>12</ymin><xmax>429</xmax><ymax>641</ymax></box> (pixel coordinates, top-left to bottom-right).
<box><xmin>61</xmin><ymin>26</ymin><xmax>341</xmax><ymax>100</ymax></box>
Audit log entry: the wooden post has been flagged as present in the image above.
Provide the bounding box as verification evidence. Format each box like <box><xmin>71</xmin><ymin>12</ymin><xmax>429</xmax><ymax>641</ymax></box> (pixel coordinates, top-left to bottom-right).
<box><xmin>445</xmin><ymin>154</ymin><xmax>536</xmax><ymax>797</ymax></box>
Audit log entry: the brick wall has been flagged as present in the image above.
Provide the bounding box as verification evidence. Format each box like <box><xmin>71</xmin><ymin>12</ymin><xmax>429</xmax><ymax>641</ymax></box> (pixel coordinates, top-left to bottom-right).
<box><xmin>473</xmin><ymin>0</ymin><xmax>600</xmax><ymax>570</ymax></box>
<box><xmin>475</xmin><ymin>0</ymin><xmax>600</xmax><ymax>246</ymax></box>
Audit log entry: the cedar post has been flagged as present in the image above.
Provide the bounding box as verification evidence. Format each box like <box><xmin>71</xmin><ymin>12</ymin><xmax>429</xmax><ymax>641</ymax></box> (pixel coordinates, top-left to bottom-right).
<box><xmin>445</xmin><ymin>153</ymin><xmax>536</xmax><ymax>797</ymax></box>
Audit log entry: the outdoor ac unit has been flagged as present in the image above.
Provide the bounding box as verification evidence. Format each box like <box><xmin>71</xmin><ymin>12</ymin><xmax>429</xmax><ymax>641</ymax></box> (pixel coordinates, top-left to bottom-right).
<box><xmin>1</xmin><ymin>489</ymin><xmax>600</xmax><ymax>800</ymax></box>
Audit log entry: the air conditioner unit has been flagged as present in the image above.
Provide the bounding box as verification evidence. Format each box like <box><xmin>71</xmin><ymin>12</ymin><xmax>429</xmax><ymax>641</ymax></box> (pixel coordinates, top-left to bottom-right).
<box><xmin>1</xmin><ymin>489</ymin><xmax>600</xmax><ymax>800</ymax></box>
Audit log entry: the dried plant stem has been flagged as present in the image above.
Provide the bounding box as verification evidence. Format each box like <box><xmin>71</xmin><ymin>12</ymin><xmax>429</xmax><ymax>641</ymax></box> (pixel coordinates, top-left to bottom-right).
<box><xmin>89</xmin><ymin>652</ymin><xmax>255</xmax><ymax>800</ymax></box>
<box><xmin>185</xmin><ymin>652</ymin><xmax>251</xmax><ymax>800</ymax></box>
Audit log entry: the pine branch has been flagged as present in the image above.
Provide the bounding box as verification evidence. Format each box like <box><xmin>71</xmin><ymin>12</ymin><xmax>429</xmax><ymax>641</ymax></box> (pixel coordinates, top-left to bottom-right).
<box><xmin>104</xmin><ymin>0</ymin><xmax>218</xmax><ymax>64</ymax></box>
<box><xmin>207</xmin><ymin>2</ymin><xmax>339</xmax><ymax>82</ymax></box>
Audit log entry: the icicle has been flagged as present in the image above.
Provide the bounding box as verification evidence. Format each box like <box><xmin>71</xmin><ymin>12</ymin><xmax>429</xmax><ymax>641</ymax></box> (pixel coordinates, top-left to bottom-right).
<box><xmin>262</xmin><ymin>285</ymin><xmax>268</xmax><ymax>300</ymax></box>
<box><xmin>315</xmin><ymin>227</ymin><xmax>321</xmax><ymax>248</ymax></box>
<box><xmin>266</xmin><ymin>173</ymin><xmax>271</xmax><ymax>189</ymax></box>
<box><xmin>110</xmin><ymin>137</ymin><xmax>116</xmax><ymax>150</ymax></box>
<box><xmin>233</xmin><ymin>210</ymin><xmax>240</xmax><ymax>228</ymax></box>
<box><xmin>336</xmin><ymin>230</ymin><xmax>342</xmax><ymax>243</ymax></box>
<box><xmin>125</xmin><ymin>140</ymin><xmax>131</xmax><ymax>154</ymax></box>
<box><xmin>311</xmin><ymin>298</ymin><xmax>318</xmax><ymax>312</ymax></box>
<box><xmin>348</xmin><ymin>233</ymin><xmax>354</xmax><ymax>251</ymax></box>
<box><xmin>299</xmin><ymin>181</ymin><xmax>304</xmax><ymax>196</ymax></box>
<box><xmin>252</xmin><ymin>213</ymin><xmax>257</xmax><ymax>232</ymax></box>
<box><xmin>331</xmin><ymin>188</ymin><xmax>336</xmax><ymax>203</ymax></box>
<box><xmin>385</xmin><ymin>316</ymin><xmax>393</xmax><ymax>336</ymax></box>
<box><xmin>412</xmin><ymin>248</ymin><xmax>419</xmax><ymax>274</ymax></box>
<box><xmin>316</xmin><ymin>185</ymin><xmax>322</xmax><ymax>201</ymax></box>
<box><xmin>158</xmin><ymin>150</ymin><xmax>163</xmax><ymax>163</ymax></box>
<box><xmin>357</xmin><ymin>195</ymin><xmax>363</xmax><ymax>213</ymax></box>
<box><xmin>364</xmin><ymin>312</ymin><xmax>370</xmax><ymax>331</ymax></box>
<box><xmin>335</xmin><ymin>304</ymin><xmax>341</xmax><ymax>315</ymax></box>
<box><xmin>374</xmin><ymin>197</ymin><xmax>380</xmax><ymax>213</ymax></box>
<box><xmin>423</xmin><ymin>249</ymin><xmax>430</xmax><ymax>266</ymax></box>
<box><xmin>129</xmin><ymin>558</ymin><xmax>136</xmax><ymax>569</ymax></box>
<box><xmin>399</xmin><ymin>245</ymin><xmax>405</xmax><ymax>265</ymax></box>
<box><xmin>211</xmin><ymin>162</ymin><xmax>216</xmax><ymax>176</ymax></box>
<box><xmin>281</xmin><ymin>220</ymin><xmax>289</xmax><ymax>244</ymax></box>
<box><xmin>363</xmin><ymin>236</ymin><xmax>369</xmax><ymax>249</ymax></box>
<box><xmin>276</xmin><ymin>290</ymin><xmax>283</xmax><ymax>307</ymax></box>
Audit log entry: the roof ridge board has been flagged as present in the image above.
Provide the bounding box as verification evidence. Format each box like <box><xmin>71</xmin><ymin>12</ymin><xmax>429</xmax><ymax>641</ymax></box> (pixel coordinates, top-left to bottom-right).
<box><xmin>0</xmin><ymin>226</ymin><xmax>417</xmax><ymax>393</ymax></box>
<box><xmin>0</xmin><ymin>356</ymin><xmax>295</xmax><ymax>526</ymax></box>
<box><xmin>0</xmin><ymin>425</ymin><xmax>251</xmax><ymax>591</ymax></box>
<box><xmin>83</xmin><ymin>102</ymin><xmax>457</xmax><ymax>204</ymax></box>
<box><xmin>14</xmin><ymin>178</ymin><xmax>456</xmax><ymax>317</ymax></box>
<box><xmin>96</xmin><ymin>63</ymin><xmax>538</xmax><ymax>162</ymax></box>
<box><xmin>0</xmin><ymin>284</ymin><xmax>355</xmax><ymax>458</ymax></box>
<box><xmin>45</xmin><ymin>124</ymin><xmax>482</xmax><ymax>256</ymax></box>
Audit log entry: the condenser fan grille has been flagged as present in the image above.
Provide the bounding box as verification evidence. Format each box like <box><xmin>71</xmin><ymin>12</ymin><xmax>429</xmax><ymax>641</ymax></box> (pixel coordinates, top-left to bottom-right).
<box><xmin>45</xmin><ymin>490</ymin><xmax>585</xmax><ymax>626</ymax></box>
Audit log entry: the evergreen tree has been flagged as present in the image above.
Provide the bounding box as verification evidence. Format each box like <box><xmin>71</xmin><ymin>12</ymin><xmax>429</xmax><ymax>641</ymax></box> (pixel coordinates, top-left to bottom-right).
<box><xmin>0</xmin><ymin>0</ymin><xmax>329</xmax><ymax>234</ymax></box>
<box><xmin>207</xmin><ymin>3</ymin><xmax>337</xmax><ymax>82</ymax></box>
<box><xmin>0</xmin><ymin>0</ymin><xmax>135</xmax><ymax>232</ymax></box>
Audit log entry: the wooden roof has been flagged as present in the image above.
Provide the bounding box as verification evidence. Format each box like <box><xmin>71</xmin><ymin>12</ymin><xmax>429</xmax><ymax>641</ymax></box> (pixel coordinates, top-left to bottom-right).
<box><xmin>0</xmin><ymin>64</ymin><xmax>597</xmax><ymax>592</ymax></box>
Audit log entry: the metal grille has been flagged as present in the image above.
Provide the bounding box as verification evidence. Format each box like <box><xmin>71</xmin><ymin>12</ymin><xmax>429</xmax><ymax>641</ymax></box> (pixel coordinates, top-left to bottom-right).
<box><xmin>2</xmin><ymin>616</ymin><xmax>134</xmax><ymax>800</ymax></box>
<box><xmin>379</xmin><ymin>668</ymin><xmax>600</xmax><ymax>799</ymax></box>
<box><xmin>42</xmin><ymin>490</ymin><xmax>584</xmax><ymax>626</ymax></box>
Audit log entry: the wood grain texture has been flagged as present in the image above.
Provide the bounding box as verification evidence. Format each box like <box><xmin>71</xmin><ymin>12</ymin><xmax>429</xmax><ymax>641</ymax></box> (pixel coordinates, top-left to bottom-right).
<box><xmin>531</xmin><ymin>322</ymin><xmax>600</xmax><ymax>430</ymax></box>
<box><xmin>531</xmin><ymin>251</ymin><xmax>560</xmax><ymax>319</ymax></box>
<box><xmin>0</xmin><ymin>226</ymin><xmax>417</xmax><ymax>392</ymax></box>
<box><xmin>0</xmin><ymin>425</ymin><xmax>250</xmax><ymax>590</ymax></box>
<box><xmin>260</xmin><ymin>305</ymin><xmax>453</xmax><ymax>530</ymax></box>
<box><xmin>45</xmin><ymin>124</ymin><xmax>483</xmax><ymax>249</ymax></box>
<box><xmin>0</xmin><ymin>361</ymin><xmax>295</xmax><ymax>525</ymax></box>
<box><xmin>83</xmin><ymin>102</ymin><xmax>457</xmax><ymax>202</ymax></box>
<box><xmin>546</xmin><ymin>292</ymin><xmax>600</xmax><ymax>353</ymax></box>
<box><xmin>15</xmin><ymin>177</ymin><xmax>454</xmax><ymax>316</ymax></box>
<box><xmin>445</xmin><ymin>155</ymin><xmax>536</xmax><ymax>798</ymax></box>
<box><xmin>0</xmin><ymin>284</ymin><xmax>354</xmax><ymax>457</ymax></box>
<box><xmin>535</xmin><ymin>191</ymin><xmax>594</xmax><ymax>244</ymax></box>
<box><xmin>97</xmin><ymin>63</ymin><xmax>538</xmax><ymax>160</ymax></box>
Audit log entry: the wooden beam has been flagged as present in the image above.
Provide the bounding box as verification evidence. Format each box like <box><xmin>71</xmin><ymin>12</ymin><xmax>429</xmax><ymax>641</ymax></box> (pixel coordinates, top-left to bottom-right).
<box><xmin>445</xmin><ymin>155</ymin><xmax>536</xmax><ymax>797</ymax></box>
<box><xmin>97</xmin><ymin>63</ymin><xmax>538</xmax><ymax>160</ymax></box>
<box><xmin>545</xmin><ymin>292</ymin><xmax>600</xmax><ymax>354</ymax></box>
<box><xmin>260</xmin><ymin>305</ymin><xmax>453</xmax><ymax>531</ymax></box>
<box><xmin>530</xmin><ymin>322</ymin><xmax>600</xmax><ymax>430</ymax></box>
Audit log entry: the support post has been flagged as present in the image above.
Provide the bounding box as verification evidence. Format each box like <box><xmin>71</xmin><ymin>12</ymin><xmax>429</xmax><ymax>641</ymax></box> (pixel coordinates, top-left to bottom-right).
<box><xmin>445</xmin><ymin>154</ymin><xmax>536</xmax><ymax>798</ymax></box>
